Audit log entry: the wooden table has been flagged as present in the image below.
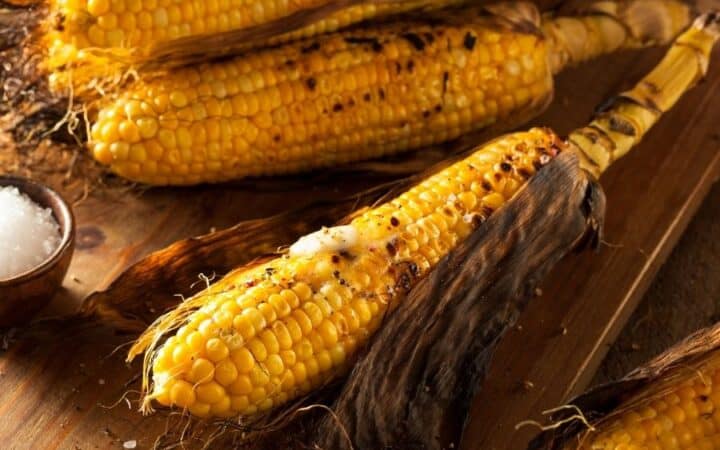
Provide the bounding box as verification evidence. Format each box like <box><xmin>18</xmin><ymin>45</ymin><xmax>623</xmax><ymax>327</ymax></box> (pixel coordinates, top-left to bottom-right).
<box><xmin>2</xmin><ymin>8</ymin><xmax>720</xmax><ymax>450</ymax></box>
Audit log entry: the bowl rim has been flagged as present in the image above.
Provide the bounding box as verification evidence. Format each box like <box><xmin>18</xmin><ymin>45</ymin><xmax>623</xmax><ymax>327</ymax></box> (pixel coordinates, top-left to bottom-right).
<box><xmin>0</xmin><ymin>175</ymin><xmax>75</xmax><ymax>285</ymax></box>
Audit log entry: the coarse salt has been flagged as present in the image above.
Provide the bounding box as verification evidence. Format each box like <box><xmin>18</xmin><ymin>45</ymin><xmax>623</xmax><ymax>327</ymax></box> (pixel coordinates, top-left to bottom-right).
<box><xmin>0</xmin><ymin>186</ymin><xmax>62</xmax><ymax>280</ymax></box>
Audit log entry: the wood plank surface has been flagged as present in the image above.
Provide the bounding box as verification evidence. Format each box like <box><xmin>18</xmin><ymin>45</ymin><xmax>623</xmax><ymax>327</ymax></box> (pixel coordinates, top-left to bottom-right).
<box><xmin>2</xmin><ymin>6</ymin><xmax>720</xmax><ymax>450</ymax></box>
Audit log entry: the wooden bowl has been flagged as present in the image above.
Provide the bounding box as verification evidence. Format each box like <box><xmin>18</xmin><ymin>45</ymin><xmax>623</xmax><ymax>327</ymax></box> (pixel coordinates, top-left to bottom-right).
<box><xmin>0</xmin><ymin>176</ymin><xmax>75</xmax><ymax>328</ymax></box>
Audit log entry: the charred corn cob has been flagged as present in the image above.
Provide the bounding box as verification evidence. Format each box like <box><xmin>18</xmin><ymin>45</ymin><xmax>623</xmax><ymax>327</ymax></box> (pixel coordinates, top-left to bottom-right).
<box><xmin>44</xmin><ymin>0</ymin><xmax>463</xmax><ymax>92</ymax></box>
<box><xmin>88</xmin><ymin>0</ymin><xmax>690</xmax><ymax>185</ymax></box>
<box><xmin>128</xmin><ymin>14</ymin><xmax>718</xmax><ymax>419</ymax></box>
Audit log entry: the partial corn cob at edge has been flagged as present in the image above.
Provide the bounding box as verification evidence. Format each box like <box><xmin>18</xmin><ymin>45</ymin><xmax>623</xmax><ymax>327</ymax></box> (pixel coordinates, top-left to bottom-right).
<box><xmin>128</xmin><ymin>14</ymin><xmax>719</xmax><ymax>419</ymax></box>
<box><xmin>530</xmin><ymin>314</ymin><xmax>720</xmax><ymax>449</ymax></box>
<box><xmin>88</xmin><ymin>0</ymin><xmax>690</xmax><ymax>186</ymax></box>
<box><xmin>44</xmin><ymin>0</ymin><xmax>464</xmax><ymax>93</ymax></box>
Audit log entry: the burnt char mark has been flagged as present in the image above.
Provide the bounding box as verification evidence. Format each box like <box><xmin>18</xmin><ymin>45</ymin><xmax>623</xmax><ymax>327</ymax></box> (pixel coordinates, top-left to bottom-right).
<box><xmin>379</xmin><ymin>88</ymin><xmax>386</xmax><ymax>100</ymax></box>
<box><xmin>386</xmin><ymin>241</ymin><xmax>397</xmax><ymax>257</ymax></box>
<box><xmin>608</xmin><ymin>116</ymin><xmax>636</xmax><ymax>136</ymax></box>
<box><xmin>442</xmin><ymin>72</ymin><xmax>449</xmax><ymax>95</ymax></box>
<box><xmin>500</xmin><ymin>162</ymin><xmax>512</xmax><ymax>172</ymax></box>
<box><xmin>393</xmin><ymin>261</ymin><xmax>419</xmax><ymax>293</ymax></box>
<box><xmin>390</xmin><ymin>217</ymin><xmax>400</xmax><ymax>227</ymax></box>
<box><xmin>364</xmin><ymin>93</ymin><xmax>372</xmax><ymax>102</ymax></box>
<box><xmin>463</xmin><ymin>32</ymin><xmax>477</xmax><ymax>50</ymax></box>
<box><xmin>332</xmin><ymin>255</ymin><xmax>340</xmax><ymax>264</ymax></box>
<box><xmin>481</xmin><ymin>181</ymin><xmax>492</xmax><ymax>191</ymax></box>
<box><xmin>333</xmin><ymin>103</ymin><xmax>344</xmax><ymax>112</ymax></box>
<box><xmin>344</xmin><ymin>36</ymin><xmax>384</xmax><ymax>52</ymax></box>
<box><xmin>407</xmin><ymin>60</ymin><xmax>415</xmax><ymax>72</ymax></box>
<box><xmin>301</xmin><ymin>42</ymin><xmax>320</xmax><ymax>53</ymax></box>
<box><xmin>401</xmin><ymin>32</ymin><xmax>426</xmax><ymax>51</ymax></box>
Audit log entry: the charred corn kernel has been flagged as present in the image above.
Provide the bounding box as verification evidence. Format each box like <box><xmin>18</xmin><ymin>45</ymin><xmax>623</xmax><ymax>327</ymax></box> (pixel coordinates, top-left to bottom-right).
<box><xmin>135</xmin><ymin>127</ymin><xmax>562</xmax><ymax>417</ymax></box>
<box><xmin>44</xmin><ymin>0</ymin><xmax>461</xmax><ymax>93</ymax></box>
<box><xmin>89</xmin><ymin>0</ymin><xmax>690</xmax><ymax>186</ymax></box>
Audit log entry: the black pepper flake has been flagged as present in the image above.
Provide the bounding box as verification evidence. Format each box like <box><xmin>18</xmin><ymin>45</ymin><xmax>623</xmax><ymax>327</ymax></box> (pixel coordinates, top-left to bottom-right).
<box><xmin>435</xmin><ymin>104</ymin><xmax>443</xmax><ymax>112</ymax></box>
<box><xmin>481</xmin><ymin>181</ymin><xmax>492</xmax><ymax>190</ymax></box>
<box><xmin>379</xmin><ymin>88</ymin><xmax>386</xmax><ymax>99</ymax></box>
<box><xmin>301</xmin><ymin>42</ymin><xmax>320</xmax><ymax>53</ymax></box>
<box><xmin>340</xmin><ymin>250</ymin><xmax>355</xmax><ymax>260</ymax></box>
<box><xmin>306</xmin><ymin>78</ymin><xmax>317</xmax><ymax>90</ymax></box>
<box><xmin>407</xmin><ymin>60</ymin><xmax>415</xmax><ymax>72</ymax></box>
<box><xmin>443</xmin><ymin>71</ymin><xmax>450</xmax><ymax>94</ymax></box>
<box><xmin>245</xmin><ymin>280</ymin><xmax>256</xmax><ymax>288</ymax></box>
<box><xmin>401</xmin><ymin>32</ymin><xmax>426</xmax><ymax>51</ymax></box>
<box><xmin>390</xmin><ymin>217</ymin><xmax>400</xmax><ymax>227</ymax></box>
<box><xmin>500</xmin><ymin>162</ymin><xmax>512</xmax><ymax>172</ymax></box>
<box><xmin>363</xmin><ymin>93</ymin><xmax>372</xmax><ymax>102</ymax></box>
<box><xmin>463</xmin><ymin>32</ymin><xmax>477</xmax><ymax>50</ymax></box>
<box><xmin>386</xmin><ymin>242</ymin><xmax>397</xmax><ymax>256</ymax></box>
<box><xmin>333</xmin><ymin>270</ymin><xmax>340</xmax><ymax>278</ymax></box>
<box><xmin>395</xmin><ymin>61</ymin><xmax>402</xmax><ymax>74</ymax></box>
<box><xmin>423</xmin><ymin>110</ymin><xmax>431</xmax><ymax>118</ymax></box>
<box><xmin>265</xmin><ymin>267</ymin><xmax>276</xmax><ymax>276</ymax></box>
<box><xmin>332</xmin><ymin>255</ymin><xmax>340</xmax><ymax>264</ymax></box>
<box><xmin>273</xmin><ymin>135</ymin><xmax>281</xmax><ymax>142</ymax></box>
<box><xmin>333</xmin><ymin>103</ymin><xmax>344</xmax><ymax>112</ymax></box>
<box><xmin>408</xmin><ymin>262</ymin><xmax>419</xmax><ymax>276</ymax></box>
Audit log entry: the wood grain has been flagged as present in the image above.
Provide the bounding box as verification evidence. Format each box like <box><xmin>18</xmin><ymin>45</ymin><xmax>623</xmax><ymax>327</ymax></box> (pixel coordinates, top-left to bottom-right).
<box><xmin>1</xmin><ymin>8</ymin><xmax>720</xmax><ymax>450</ymax></box>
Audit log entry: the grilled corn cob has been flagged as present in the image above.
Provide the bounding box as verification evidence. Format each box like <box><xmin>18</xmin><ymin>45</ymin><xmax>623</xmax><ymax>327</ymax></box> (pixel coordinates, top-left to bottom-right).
<box><xmin>128</xmin><ymin>14</ymin><xmax>718</xmax><ymax>418</ymax></box>
<box><xmin>44</xmin><ymin>0</ymin><xmax>463</xmax><ymax>92</ymax></box>
<box><xmin>88</xmin><ymin>0</ymin><xmax>690</xmax><ymax>185</ymax></box>
<box><xmin>572</xmin><ymin>356</ymin><xmax>720</xmax><ymax>450</ymax></box>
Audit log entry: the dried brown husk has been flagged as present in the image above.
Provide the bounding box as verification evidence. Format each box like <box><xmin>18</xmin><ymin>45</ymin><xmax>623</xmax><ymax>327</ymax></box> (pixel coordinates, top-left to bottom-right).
<box><xmin>528</xmin><ymin>323</ymin><xmax>720</xmax><ymax>450</ymax></box>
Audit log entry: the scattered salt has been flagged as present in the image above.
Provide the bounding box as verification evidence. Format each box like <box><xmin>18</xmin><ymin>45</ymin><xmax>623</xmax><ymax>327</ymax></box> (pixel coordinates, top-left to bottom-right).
<box><xmin>123</xmin><ymin>440</ymin><xmax>137</xmax><ymax>449</ymax></box>
<box><xmin>0</xmin><ymin>186</ymin><xmax>62</xmax><ymax>280</ymax></box>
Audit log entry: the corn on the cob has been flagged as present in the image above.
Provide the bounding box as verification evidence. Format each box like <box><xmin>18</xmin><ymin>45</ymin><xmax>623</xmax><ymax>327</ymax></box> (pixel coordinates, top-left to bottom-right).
<box><xmin>132</xmin><ymin>128</ymin><xmax>563</xmax><ymax>418</ymax></box>
<box><xmin>88</xmin><ymin>0</ymin><xmax>690</xmax><ymax>186</ymax></box>
<box><xmin>572</xmin><ymin>359</ymin><xmax>720</xmax><ymax>450</ymax></box>
<box><xmin>129</xmin><ymin>14</ymin><xmax>718</xmax><ymax>419</ymax></box>
<box><xmin>44</xmin><ymin>0</ymin><xmax>462</xmax><ymax>92</ymax></box>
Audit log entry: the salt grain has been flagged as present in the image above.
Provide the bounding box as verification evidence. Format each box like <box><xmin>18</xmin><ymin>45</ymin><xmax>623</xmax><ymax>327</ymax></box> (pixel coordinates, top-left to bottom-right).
<box><xmin>123</xmin><ymin>440</ymin><xmax>137</xmax><ymax>449</ymax></box>
<box><xmin>0</xmin><ymin>186</ymin><xmax>62</xmax><ymax>280</ymax></box>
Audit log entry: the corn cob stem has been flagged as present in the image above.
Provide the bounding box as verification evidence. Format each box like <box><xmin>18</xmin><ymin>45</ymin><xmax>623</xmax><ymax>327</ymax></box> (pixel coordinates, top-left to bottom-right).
<box><xmin>569</xmin><ymin>13</ymin><xmax>720</xmax><ymax>178</ymax></box>
<box><xmin>128</xmin><ymin>13</ymin><xmax>718</xmax><ymax>420</ymax></box>
<box><xmin>89</xmin><ymin>0</ymin><xmax>690</xmax><ymax>186</ymax></box>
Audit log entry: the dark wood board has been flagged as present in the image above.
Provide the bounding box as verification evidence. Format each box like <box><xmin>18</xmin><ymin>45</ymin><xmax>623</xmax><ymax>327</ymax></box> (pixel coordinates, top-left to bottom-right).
<box><xmin>2</xmin><ymin>8</ymin><xmax>720</xmax><ymax>450</ymax></box>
